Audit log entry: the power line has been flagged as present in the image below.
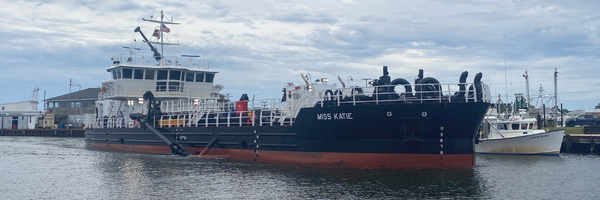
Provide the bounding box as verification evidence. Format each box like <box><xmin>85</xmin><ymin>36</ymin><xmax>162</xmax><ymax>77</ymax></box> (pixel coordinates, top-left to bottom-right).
<box><xmin>558</xmin><ymin>89</ymin><xmax>600</xmax><ymax>95</ymax></box>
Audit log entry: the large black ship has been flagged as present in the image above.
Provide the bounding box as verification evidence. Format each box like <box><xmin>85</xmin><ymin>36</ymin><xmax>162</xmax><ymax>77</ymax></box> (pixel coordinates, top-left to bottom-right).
<box><xmin>84</xmin><ymin>11</ymin><xmax>491</xmax><ymax>169</ymax></box>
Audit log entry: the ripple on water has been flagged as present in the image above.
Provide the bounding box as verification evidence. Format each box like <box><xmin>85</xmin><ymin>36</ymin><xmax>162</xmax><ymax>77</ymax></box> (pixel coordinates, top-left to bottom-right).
<box><xmin>1</xmin><ymin>136</ymin><xmax>599</xmax><ymax>199</ymax></box>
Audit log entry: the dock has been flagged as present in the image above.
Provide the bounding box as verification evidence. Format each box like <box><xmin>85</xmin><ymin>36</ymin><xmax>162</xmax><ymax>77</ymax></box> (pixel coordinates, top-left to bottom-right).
<box><xmin>0</xmin><ymin>129</ymin><xmax>84</xmax><ymax>137</ymax></box>
<box><xmin>563</xmin><ymin>134</ymin><xmax>600</xmax><ymax>154</ymax></box>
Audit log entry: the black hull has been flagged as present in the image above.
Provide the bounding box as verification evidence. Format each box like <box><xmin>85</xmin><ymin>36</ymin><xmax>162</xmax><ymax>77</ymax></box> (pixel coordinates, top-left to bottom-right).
<box><xmin>86</xmin><ymin>102</ymin><xmax>489</xmax><ymax>168</ymax></box>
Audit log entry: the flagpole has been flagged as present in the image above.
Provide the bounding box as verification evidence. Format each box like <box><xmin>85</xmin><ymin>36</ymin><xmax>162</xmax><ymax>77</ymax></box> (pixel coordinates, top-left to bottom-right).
<box><xmin>160</xmin><ymin>10</ymin><xmax>164</xmax><ymax>65</ymax></box>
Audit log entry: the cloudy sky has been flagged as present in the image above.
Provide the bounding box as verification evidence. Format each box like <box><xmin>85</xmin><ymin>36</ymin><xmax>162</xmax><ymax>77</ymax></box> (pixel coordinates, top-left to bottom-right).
<box><xmin>1</xmin><ymin>0</ymin><xmax>599</xmax><ymax>110</ymax></box>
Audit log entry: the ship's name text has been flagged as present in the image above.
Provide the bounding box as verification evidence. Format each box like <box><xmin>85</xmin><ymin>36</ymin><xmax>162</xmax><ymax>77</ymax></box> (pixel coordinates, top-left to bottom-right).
<box><xmin>317</xmin><ymin>113</ymin><xmax>353</xmax><ymax>120</ymax></box>
<box><xmin>529</xmin><ymin>134</ymin><xmax>549</xmax><ymax>140</ymax></box>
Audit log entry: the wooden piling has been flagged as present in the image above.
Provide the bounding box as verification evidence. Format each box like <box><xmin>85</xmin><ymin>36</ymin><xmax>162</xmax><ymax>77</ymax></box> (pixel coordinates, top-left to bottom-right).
<box><xmin>565</xmin><ymin>134</ymin><xmax>572</xmax><ymax>153</ymax></box>
<box><xmin>563</xmin><ymin>134</ymin><xmax>600</xmax><ymax>154</ymax></box>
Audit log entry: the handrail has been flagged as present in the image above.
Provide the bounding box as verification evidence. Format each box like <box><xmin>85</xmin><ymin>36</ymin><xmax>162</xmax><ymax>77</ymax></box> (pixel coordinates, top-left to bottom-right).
<box><xmin>89</xmin><ymin>82</ymin><xmax>491</xmax><ymax>129</ymax></box>
<box><xmin>111</xmin><ymin>54</ymin><xmax>210</xmax><ymax>70</ymax></box>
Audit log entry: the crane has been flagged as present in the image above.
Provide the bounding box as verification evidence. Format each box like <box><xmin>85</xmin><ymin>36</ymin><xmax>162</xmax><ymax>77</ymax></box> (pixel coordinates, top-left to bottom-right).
<box><xmin>134</xmin><ymin>26</ymin><xmax>162</xmax><ymax>61</ymax></box>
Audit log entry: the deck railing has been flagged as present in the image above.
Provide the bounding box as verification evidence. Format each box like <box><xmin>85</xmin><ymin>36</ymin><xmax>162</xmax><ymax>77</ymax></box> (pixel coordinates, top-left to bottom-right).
<box><xmin>89</xmin><ymin>82</ymin><xmax>490</xmax><ymax>129</ymax></box>
<box><xmin>111</xmin><ymin>54</ymin><xmax>210</xmax><ymax>69</ymax></box>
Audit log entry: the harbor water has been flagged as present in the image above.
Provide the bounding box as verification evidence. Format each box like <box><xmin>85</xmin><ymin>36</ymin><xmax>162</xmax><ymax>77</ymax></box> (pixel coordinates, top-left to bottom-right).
<box><xmin>0</xmin><ymin>136</ymin><xmax>598</xmax><ymax>199</ymax></box>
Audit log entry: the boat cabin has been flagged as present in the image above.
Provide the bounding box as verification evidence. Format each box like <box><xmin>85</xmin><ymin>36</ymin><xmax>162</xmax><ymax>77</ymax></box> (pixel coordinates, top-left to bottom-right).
<box><xmin>101</xmin><ymin>56</ymin><xmax>218</xmax><ymax>101</ymax></box>
<box><xmin>480</xmin><ymin>117</ymin><xmax>542</xmax><ymax>140</ymax></box>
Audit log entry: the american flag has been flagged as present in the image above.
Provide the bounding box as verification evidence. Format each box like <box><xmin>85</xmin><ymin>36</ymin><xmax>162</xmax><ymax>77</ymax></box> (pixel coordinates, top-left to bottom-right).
<box><xmin>152</xmin><ymin>29</ymin><xmax>160</xmax><ymax>39</ymax></box>
<box><xmin>161</xmin><ymin>24</ymin><xmax>170</xmax><ymax>33</ymax></box>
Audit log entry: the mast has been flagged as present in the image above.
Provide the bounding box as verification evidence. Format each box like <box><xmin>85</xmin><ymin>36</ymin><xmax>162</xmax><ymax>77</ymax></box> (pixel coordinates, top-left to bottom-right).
<box><xmin>142</xmin><ymin>10</ymin><xmax>180</xmax><ymax>66</ymax></box>
<box><xmin>504</xmin><ymin>36</ymin><xmax>508</xmax><ymax>104</ymax></box>
<box><xmin>554</xmin><ymin>68</ymin><xmax>558</xmax><ymax>115</ymax></box>
<box><xmin>523</xmin><ymin>71</ymin><xmax>530</xmax><ymax>105</ymax></box>
<box><xmin>160</xmin><ymin>10</ymin><xmax>164</xmax><ymax>63</ymax></box>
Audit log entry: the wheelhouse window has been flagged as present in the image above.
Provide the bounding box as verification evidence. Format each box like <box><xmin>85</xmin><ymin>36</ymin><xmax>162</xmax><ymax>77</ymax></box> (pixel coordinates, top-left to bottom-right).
<box><xmin>185</xmin><ymin>72</ymin><xmax>194</xmax><ymax>82</ymax></box>
<box><xmin>134</xmin><ymin>69</ymin><xmax>143</xmax><ymax>79</ymax></box>
<box><xmin>122</xmin><ymin>68</ymin><xmax>133</xmax><ymax>79</ymax></box>
<box><xmin>145</xmin><ymin>70</ymin><xmax>155</xmax><ymax>80</ymax></box>
<box><xmin>497</xmin><ymin>124</ymin><xmax>507</xmax><ymax>130</ymax></box>
<box><xmin>512</xmin><ymin>124</ymin><xmax>520</xmax><ymax>130</ymax></box>
<box><xmin>169</xmin><ymin>70</ymin><xmax>181</xmax><ymax>80</ymax></box>
<box><xmin>112</xmin><ymin>70</ymin><xmax>117</xmax><ymax>79</ymax></box>
<box><xmin>205</xmin><ymin>73</ymin><xmax>215</xmax><ymax>83</ymax></box>
<box><xmin>156</xmin><ymin>82</ymin><xmax>167</xmax><ymax>92</ymax></box>
<box><xmin>529</xmin><ymin>123</ymin><xmax>534</xmax><ymax>129</ymax></box>
<box><xmin>181</xmin><ymin>72</ymin><xmax>186</xmax><ymax>81</ymax></box>
<box><xmin>521</xmin><ymin>123</ymin><xmax>527</xmax><ymax>130</ymax></box>
<box><xmin>157</xmin><ymin>70</ymin><xmax>168</xmax><ymax>80</ymax></box>
<box><xmin>168</xmin><ymin>82</ymin><xmax>180</xmax><ymax>92</ymax></box>
<box><xmin>195</xmin><ymin>73</ymin><xmax>204</xmax><ymax>82</ymax></box>
<box><xmin>117</xmin><ymin>68</ymin><xmax>122</xmax><ymax>79</ymax></box>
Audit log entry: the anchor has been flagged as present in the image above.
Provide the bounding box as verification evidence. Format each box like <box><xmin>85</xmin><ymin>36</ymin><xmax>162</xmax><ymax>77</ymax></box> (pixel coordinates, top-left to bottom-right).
<box><xmin>401</xmin><ymin>123</ymin><xmax>426</xmax><ymax>143</ymax></box>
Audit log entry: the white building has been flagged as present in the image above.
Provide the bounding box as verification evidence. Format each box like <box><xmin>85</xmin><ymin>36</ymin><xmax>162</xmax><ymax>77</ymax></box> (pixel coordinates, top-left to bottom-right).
<box><xmin>585</xmin><ymin>109</ymin><xmax>600</xmax><ymax>118</ymax></box>
<box><xmin>0</xmin><ymin>100</ymin><xmax>44</xmax><ymax>129</ymax></box>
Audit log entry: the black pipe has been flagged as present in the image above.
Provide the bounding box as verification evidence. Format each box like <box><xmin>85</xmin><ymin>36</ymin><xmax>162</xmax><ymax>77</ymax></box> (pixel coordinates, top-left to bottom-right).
<box><xmin>417</xmin><ymin>77</ymin><xmax>441</xmax><ymax>98</ymax></box>
<box><xmin>451</xmin><ymin>71</ymin><xmax>468</xmax><ymax>102</ymax></box>
<box><xmin>334</xmin><ymin>90</ymin><xmax>343</xmax><ymax>96</ymax></box>
<box><xmin>473</xmin><ymin>72</ymin><xmax>483</xmax><ymax>101</ymax></box>
<box><xmin>390</xmin><ymin>78</ymin><xmax>413</xmax><ymax>97</ymax></box>
<box><xmin>415</xmin><ymin>69</ymin><xmax>424</xmax><ymax>85</ymax></box>
<box><xmin>324</xmin><ymin>90</ymin><xmax>334</xmax><ymax>100</ymax></box>
<box><xmin>201</xmin><ymin>136</ymin><xmax>218</xmax><ymax>155</ymax></box>
<box><xmin>142</xmin><ymin>122</ymin><xmax>190</xmax><ymax>156</ymax></box>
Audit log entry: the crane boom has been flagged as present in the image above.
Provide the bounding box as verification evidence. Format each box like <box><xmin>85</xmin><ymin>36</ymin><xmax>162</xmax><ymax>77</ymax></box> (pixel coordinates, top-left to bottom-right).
<box><xmin>134</xmin><ymin>26</ymin><xmax>162</xmax><ymax>61</ymax></box>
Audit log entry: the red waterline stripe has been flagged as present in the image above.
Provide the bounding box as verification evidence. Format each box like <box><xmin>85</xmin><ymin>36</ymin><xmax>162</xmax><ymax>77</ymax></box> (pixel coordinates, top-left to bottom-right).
<box><xmin>86</xmin><ymin>142</ymin><xmax>474</xmax><ymax>169</ymax></box>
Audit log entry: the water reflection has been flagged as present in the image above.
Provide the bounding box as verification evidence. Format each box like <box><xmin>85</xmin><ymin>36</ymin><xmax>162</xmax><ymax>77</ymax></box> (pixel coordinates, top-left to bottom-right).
<box><xmin>3</xmin><ymin>137</ymin><xmax>599</xmax><ymax>199</ymax></box>
<box><xmin>93</xmin><ymin>152</ymin><xmax>487</xmax><ymax>199</ymax></box>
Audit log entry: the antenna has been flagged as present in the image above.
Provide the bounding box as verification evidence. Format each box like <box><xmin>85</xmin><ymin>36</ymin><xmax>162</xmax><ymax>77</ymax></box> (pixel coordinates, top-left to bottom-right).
<box><xmin>29</xmin><ymin>86</ymin><xmax>39</xmax><ymax>101</ymax></box>
<box><xmin>504</xmin><ymin>36</ymin><xmax>508</xmax><ymax>104</ymax></box>
<box><xmin>554</xmin><ymin>68</ymin><xmax>558</xmax><ymax>116</ymax></box>
<box><xmin>208</xmin><ymin>45</ymin><xmax>210</xmax><ymax>69</ymax></box>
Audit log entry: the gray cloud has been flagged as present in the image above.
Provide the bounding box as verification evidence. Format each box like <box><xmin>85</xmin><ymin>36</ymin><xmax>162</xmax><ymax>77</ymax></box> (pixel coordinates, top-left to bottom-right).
<box><xmin>0</xmin><ymin>0</ymin><xmax>599</xmax><ymax>110</ymax></box>
<box><xmin>270</xmin><ymin>12</ymin><xmax>338</xmax><ymax>24</ymax></box>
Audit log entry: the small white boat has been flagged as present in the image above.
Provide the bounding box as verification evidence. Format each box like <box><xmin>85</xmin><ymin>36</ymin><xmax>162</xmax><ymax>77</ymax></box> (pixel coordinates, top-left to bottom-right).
<box><xmin>475</xmin><ymin>116</ymin><xmax>564</xmax><ymax>155</ymax></box>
